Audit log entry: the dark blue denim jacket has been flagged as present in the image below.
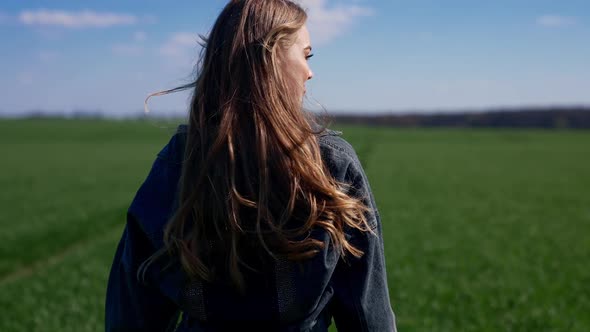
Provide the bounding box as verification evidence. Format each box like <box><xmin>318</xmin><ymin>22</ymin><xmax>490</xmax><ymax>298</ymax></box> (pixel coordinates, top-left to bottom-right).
<box><xmin>105</xmin><ymin>125</ymin><xmax>397</xmax><ymax>331</ymax></box>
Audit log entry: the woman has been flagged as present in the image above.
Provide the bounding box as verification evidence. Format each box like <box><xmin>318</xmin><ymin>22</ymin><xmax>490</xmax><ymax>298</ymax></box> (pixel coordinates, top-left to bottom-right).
<box><xmin>105</xmin><ymin>0</ymin><xmax>396</xmax><ymax>331</ymax></box>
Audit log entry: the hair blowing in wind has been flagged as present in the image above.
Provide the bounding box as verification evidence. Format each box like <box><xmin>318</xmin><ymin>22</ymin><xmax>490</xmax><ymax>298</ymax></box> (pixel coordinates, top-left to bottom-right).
<box><xmin>143</xmin><ymin>0</ymin><xmax>374</xmax><ymax>292</ymax></box>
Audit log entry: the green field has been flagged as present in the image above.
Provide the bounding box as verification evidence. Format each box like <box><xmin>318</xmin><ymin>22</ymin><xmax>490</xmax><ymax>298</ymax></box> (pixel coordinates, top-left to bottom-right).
<box><xmin>1</xmin><ymin>119</ymin><xmax>589</xmax><ymax>331</ymax></box>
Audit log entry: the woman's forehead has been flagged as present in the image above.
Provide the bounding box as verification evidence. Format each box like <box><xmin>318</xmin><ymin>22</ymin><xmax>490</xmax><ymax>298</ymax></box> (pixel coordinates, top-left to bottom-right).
<box><xmin>295</xmin><ymin>25</ymin><xmax>311</xmax><ymax>48</ymax></box>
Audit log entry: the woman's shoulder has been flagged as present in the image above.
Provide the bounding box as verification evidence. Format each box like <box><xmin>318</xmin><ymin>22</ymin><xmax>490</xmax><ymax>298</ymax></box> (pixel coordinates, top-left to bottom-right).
<box><xmin>158</xmin><ymin>123</ymin><xmax>365</xmax><ymax>184</ymax></box>
<box><xmin>154</xmin><ymin>124</ymin><xmax>188</xmax><ymax>165</ymax></box>
<box><xmin>164</xmin><ymin>124</ymin><xmax>361</xmax><ymax>166</ymax></box>
<box><xmin>317</xmin><ymin>129</ymin><xmax>356</xmax><ymax>159</ymax></box>
<box><xmin>316</xmin><ymin>128</ymin><xmax>365</xmax><ymax>183</ymax></box>
<box><xmin>126</xmin><ymin>125</ymin><xmax>187</xmax><ymax>248</ymax></box>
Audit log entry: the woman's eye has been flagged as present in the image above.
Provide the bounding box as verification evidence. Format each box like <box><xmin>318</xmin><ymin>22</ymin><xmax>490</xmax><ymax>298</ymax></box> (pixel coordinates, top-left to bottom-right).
<box><xmin>306</xmin><ymin>53</ymin><xmax>314</xmax><ymax>60</ymax></box>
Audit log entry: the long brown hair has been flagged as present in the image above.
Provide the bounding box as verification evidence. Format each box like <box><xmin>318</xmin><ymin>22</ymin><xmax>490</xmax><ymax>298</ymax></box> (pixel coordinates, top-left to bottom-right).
<box><xmin>143</xmin><ymin>0</ymin><xmax>373</xmax><ymax>291</ymax></box>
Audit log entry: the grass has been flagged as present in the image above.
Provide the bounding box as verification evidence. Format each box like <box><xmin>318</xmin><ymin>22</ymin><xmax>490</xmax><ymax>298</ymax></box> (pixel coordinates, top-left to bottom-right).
<box><xmin>1</xmin><ymin>119</ymin><xmax>589</xmax><ymax>331</ymax></box>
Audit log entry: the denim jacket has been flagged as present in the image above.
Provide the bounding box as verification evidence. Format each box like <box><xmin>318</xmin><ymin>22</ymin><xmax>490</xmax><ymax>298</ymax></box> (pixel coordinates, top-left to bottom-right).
<box><xmin>105</xmin><ymin>125</ymin><xmax>397</xmax><ymax>331</ymax></box>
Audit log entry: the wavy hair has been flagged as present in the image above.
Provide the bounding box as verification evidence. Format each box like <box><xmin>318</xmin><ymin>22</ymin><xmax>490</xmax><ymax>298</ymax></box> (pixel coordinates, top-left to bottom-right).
<box><xmin>142</xmin><ymin>0</ymin><xmax>373</xmax><ymax>291</ymax></box>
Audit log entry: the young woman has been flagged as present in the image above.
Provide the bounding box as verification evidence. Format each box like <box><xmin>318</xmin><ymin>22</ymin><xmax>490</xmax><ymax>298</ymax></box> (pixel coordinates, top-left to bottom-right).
<box><xmin>105</xmin><ymin>0</ymin><xmax>396</xmax><ymax>331</ymax></box>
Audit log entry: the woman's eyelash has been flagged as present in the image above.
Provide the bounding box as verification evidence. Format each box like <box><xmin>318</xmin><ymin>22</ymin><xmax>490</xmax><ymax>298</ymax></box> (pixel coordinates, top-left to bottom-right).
<box><xmin>306</xmin><ymin>53</ymin><xmax>314</xmax><ymax>60</ymax></box>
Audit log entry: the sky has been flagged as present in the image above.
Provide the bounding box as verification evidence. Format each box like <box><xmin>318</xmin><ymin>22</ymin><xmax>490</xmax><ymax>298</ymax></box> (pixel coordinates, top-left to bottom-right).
<box><xmin>1</xmin><ymin>0</ymin><xmax>589</xmax><ymax>117</ymax></box>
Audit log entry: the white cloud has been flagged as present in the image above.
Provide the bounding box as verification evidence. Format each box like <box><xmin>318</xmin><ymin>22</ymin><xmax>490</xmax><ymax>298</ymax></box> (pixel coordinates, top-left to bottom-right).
<box><xmin>112</xmin><ymin>44</ymin><xmax>144</xmax><ymax>56</ymax></box>
<box><xmin>39</xmin><ymin>50</ymin><xmax>60</xmax><ymax>62</ymax></box>
<box><xmin>297</xmin><ymin>0</ymin><xmax>374</xmax><ymax>45</ymax></box>
<box><xmin>134</xmin><ymin>31</ymin><xmax>147</xmax><ymax>42</ymax></box>
<box><xmin>159</xmin><ymin>32</ymin><xmax>199</xmax><ymax>57</ymax></box>
<box><xmin>536</xmin><ymin>15</ymin><xmax>577</xmax><ymax>28</ymax></box>
<box><xmin>17</xmin><ymin>72</ymin><xmax>34</xmax><ymax>85</ymax></box>
<box><xmin>111</xmin><ymin>32</ymin><xmax>147</xmax><ymax>57</ymax></box>
<box><xmin>158</xmin><ymin>32</ymin><xmax>202</xmax><ymax>70</ymax></box>
<box><xmin>19</xmin><ymin>9</ymin><xmax>137</xmax><ymax>28</ymax></box>
<box><xmin>142</xmin><ymin>15</ymin><xmax>158</xmax><ymax>25</ymax></box>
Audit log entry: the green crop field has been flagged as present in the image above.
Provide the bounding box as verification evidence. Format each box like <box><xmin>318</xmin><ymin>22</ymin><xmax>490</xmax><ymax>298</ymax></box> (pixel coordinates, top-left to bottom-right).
<box><xmin>1</xmin><ymin>118</ymin><xmax>589</xmax><ymax>331</ymax></box>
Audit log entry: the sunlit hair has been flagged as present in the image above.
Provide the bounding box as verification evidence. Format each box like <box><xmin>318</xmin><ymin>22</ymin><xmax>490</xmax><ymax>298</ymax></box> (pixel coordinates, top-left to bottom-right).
<box><xmin>140</xmin><ymin>0</ymin><xmax>373</xmax><ymax>292</ymax></box>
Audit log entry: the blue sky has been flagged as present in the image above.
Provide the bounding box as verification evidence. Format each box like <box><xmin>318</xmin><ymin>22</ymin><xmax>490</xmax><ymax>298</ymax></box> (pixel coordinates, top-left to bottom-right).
<box><xmin>1</xmin><ymin>0</ymin><xmax>589</xmax><ymax>116</ymax></box>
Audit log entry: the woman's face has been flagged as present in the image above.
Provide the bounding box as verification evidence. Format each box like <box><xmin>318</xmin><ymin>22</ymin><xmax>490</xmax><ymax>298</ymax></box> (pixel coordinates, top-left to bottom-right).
<box><xmin>280</xmin><ymin>24</ymin><xmax>314</xmax><ymax>103</ymax></box>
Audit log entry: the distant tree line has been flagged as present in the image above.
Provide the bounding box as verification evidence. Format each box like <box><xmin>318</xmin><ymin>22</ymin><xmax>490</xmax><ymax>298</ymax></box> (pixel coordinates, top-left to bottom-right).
<box><xmin>5</xmin><ymin>106</ymin><xmax>590</xmax><ymax>129</ymax></box>
<box><xmin>331</xmin><ymin>106</ymin><xmax>590</xmax><ymax>129</ymax></box>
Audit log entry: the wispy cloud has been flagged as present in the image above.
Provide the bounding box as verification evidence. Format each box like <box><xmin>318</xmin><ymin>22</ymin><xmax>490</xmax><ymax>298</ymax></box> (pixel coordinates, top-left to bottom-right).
<box><xmin>19</xmin><ymin>9</ymin><xmax>138</xmax><ymax>28</ymax></box>
<box><xmin>112</xmin><ymin>44</ymin><xmax>144</xmax><ymax>56</ymax></box>
<box><xmin>298</xmin><ymin>0</ymin><xmax>373</xmax><ymax>45</ymax></box>
<box><xmin>39</xmin><ymin>50</ymin><xmax>60</xmax><ymax>62</ymax></box>
<box><xmin>536</xmin><ymin>15</ymin><xmax>577</xmax><ymax>28</ymax></box>
<box><xmin>134</xmin><ymin>31</ymin><xmax>147</xmax><ymax>42</ymax></box>
<box><xmin>142</xmin><ymin>15</ymin><xmax>158</xmax><ymax>25</ymax></box>
<box><xmin>157</xmin><ymin>32</ymin><xmax>202</xmax><ymax>70</ymax></box>
<box><xmin>17</xmin><ymin>71</ymin><xmax>34</xmax><ymax>85</ymax></box>
<box><xmin>159</xmin><ymin>32</ymin><xmax>200</xmax><ymax>57</ymax></box>
<box><xmin>111</xmin><ymin>32</ymin><xmax>148</xmax><ymax>57</ymax></box>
